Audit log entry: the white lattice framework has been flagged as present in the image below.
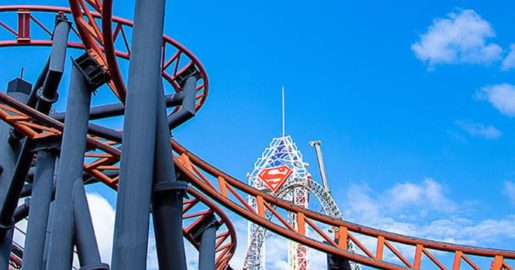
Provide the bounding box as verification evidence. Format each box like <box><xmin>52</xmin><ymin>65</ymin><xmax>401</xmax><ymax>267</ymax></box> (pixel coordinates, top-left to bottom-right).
<box><xmin>243</xmin><ymin>136</ymin><xmax>361</xmax><ymax>270</ymax></box>
<box><xmin>244</xmin><ymin>136</ymin><xmax>310</xmax><ymax>270</ymax></box>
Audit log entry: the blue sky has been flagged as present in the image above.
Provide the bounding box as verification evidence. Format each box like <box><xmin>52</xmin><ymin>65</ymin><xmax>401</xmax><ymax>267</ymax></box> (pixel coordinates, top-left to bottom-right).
<box><xmin>1</xmin><ymin>0</ymin><xmax>515</xmax><ymax>269</ymax></box>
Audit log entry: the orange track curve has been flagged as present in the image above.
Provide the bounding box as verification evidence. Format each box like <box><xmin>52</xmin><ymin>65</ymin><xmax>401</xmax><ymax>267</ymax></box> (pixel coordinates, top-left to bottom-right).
<box><xmin>1</xmin><ymin>3</ymin><xmax>515</xmax><ymax>270</ymax></box>
<box><xmin>0</xmin><ymin>5</ymin><xmax>231</xmax><ymax>269</ymax></box>
<box><xmin>0</xmin><ymin>5</ymin><xmax>209</xmax><ymax>110</ymax></box>
<box><xmin>0</xmin><ymin>93</ymin><xmax>513</xmax><ymax>269</ymax></box>
<box><xmin>0</xmin><ymin>93</ymin><xmax>236</xmax><ymax>270</ymax></box>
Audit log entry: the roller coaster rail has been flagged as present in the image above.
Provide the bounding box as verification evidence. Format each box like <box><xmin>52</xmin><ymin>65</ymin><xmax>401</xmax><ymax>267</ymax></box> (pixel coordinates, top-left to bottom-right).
<box><xmin>0</xmin><ymin>1</ymin><xmax>513</xmax><ymax>270</ymax></box>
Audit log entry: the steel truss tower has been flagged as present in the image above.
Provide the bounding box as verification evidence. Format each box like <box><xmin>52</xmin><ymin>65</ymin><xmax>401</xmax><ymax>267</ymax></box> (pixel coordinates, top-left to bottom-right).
<box><xmin>245</xmin><ymin>136</ymin><xmax>311</xmax><ymax>270</ymax></box>
<box><xmin>244</xmin><ymin>135</ymin><xmax>361</xmax><ymax>270</ymax></box>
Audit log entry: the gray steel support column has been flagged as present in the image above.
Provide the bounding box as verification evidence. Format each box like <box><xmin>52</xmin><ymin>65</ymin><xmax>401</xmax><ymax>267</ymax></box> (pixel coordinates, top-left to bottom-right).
<box><xmin>326</xmin><ymin>254</ymin><xmax>352</xmax><ymax>270</ymax></box>
<box><xmin>12</xmin><ymin>199</ymin><xmax>30</xmax><ymax>223</ymax></box>
<box><xmin>0</xmin><ymin>228</ymin><xmax>13</xmax><ymax>270</ymax></box>
<box><xmin>111</xmin><ymin>0</ymin><xmax>166</xmax><ymax>268</ymax></box>
<box><xmin>151</xmin><ymin>85</ymin><xmax>187</xmax><ymax>270</ymax></box>
<box><xmin>73</xmin><ymin>178</ymin><xmax>109</xmax><ymax>269</ymax></box>
<box><xmin>42</xmin><ymin>201</ymin><xmax>54</xmax><ymax>270</ymax></box>
<box><xmin>26</xmin><ymin>58</ymin><xmax>50</xmax><ymax>108</ymax></box>
<box><xmin>326</xmin><ymin>240</ymin><xmax>352</xmax><ymax>270</ymax></box>
<box><xmin>22</xmin><ymin>150</ymin><xmax>56</xmax><ymax>270</ymax></box>
<box><xmin>198</xmin><ymin>224</ymin><xmax>217</xmax><ymax>270</ymax></box>
<box><xmin>0</xmin><ymin>80</ymin><xmax>30</xmax><ymax>242</ymax></box>
<box><xmin>0</xmin><ymin>16</ymin><xmax>69</xmax><ymax>242</ymax></box>
<box><xmin>33</xmin><ymin>16</ymin><xmax>70</xmax><ymax>114</ymax></box>
<box><xmin>168</xmin><ymin>76</ymin><xmax>197</xmax><ymax>129</ymax></box>
<box><xmin>45</xmin><ymin>63</ymin><xmax>93</xmax><ymax>270</ymax></box>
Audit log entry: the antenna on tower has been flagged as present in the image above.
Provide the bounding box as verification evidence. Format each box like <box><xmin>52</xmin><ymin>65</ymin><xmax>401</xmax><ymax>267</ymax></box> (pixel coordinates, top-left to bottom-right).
<box><xmin>282</xmin><ymin>85</ymin><xmax>285</xmax><ymax>137</ymax></box>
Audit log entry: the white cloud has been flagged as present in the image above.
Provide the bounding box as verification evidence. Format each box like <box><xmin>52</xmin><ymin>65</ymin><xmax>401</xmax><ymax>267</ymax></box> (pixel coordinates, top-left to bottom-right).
<box><xmin>346</xmin><ymin>184</ymin><xmax>380</xmax><ymax>219</ymax></box>
<box><xmin>505</xmin><ymin>181</ymin><xmax>515</xmax><ymax>205</ymax></box>
<box><xmin>147</xmin><ymin>234</ymin><xmax>159</xmax><ymax>270</ymax></box>
<box><xmin>479</xmin><ymin>84</ymin><xmax>515</xmax><ymax>116</ymax></box>
<box><xmin>502</xmin><ymin>44</ymin><xmax>515</xmax><ymax>70</ymax></box>
<box><xmin>386</xmin><ymin>178</ymin><xmax>456</xmax><ymax>213</ymax></box>
<box><xmin>236</xmin><ymin>221</ymin><xmax>253</xmax><ymax>269</ymax></box>
<box><xmin>265</xmin><ymin>236</ymin><xmax>290</xmax><ymax>269</ymax></box>
<box><xmin>86</xmin><ymin>192</ymin><xmax>116</xmax><ymax>264</ymax></box>
<box><xmin>226</xmin><ymin>179</ymin><xmax>468</xmax><ymax>269</ymax></box>
<box><xmin>309</xmin><ymin>249</ymin><xmax>329</xmax><ymax>270</ymax></box>
<box><xmin>9</xmin><ymin>194</ymin><xmax>114</xmax><ymax>268</ymax></box>
<box><xmin>456</xmin><ymin>120</ymin><xmax>502</xmax><ymax>139</ymax></box>
<box><xmin>78</xmin><ymin>182</ymin><xmax>515</xmax><ymax>269</ymax></box>
<box><xmin>343</xmin><ymin>180</ymin><xmax>515</xmax><ymax>251</ymax></box>
<box><xmin>412</xmin><ymin>9</ymin><xmax>502</xmax><ymax>66</ymax></box>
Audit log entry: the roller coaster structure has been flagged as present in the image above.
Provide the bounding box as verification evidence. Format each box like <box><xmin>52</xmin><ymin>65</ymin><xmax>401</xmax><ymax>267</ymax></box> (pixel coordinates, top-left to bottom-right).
<box><xmin>244</xmin><ymin>136</ymin><xmax>358</xmax><ymax>270</ymax></box>
<box><xmin>245</xmin><ymin>135</ymin><xmax>312</xmax><ymax>270</ymax></box>
<box><xmin>0</xmin><ymin>1</ymin><xmax>512</xmax><ymax>270</ymax></box>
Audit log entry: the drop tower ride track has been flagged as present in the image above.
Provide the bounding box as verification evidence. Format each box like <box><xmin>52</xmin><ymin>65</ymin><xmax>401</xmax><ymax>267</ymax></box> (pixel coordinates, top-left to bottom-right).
<box><xmin>0</xmin><ymin>2</ymin><xmax>513</xmax><ymax>270</ymax></box>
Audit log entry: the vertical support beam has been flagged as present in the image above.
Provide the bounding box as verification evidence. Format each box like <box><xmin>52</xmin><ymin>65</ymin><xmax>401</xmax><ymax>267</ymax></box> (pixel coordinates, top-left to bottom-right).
<box><xmin>34</xmin><ymin>15</ymin><xmax>70</xmax><ymax>114</ymax></box>
<box><xmin>45</xmin><ymin>53</ymin><xmax>107</xmax><ymax>270</ymax></box>
<box><xmin>198</xmin><ymin>223</ymin><xmax>217</xmax><ymax>270</ymax></box>
<box><xmin>151</xmin><ymin>84</ymin><xmax>188</xmax><ymax>270</ymax></box>
<box><xmin>256</xmin><ymin>196</ymin><xmax>265</xmax><ymax>217</ymax></box>
<box><xmin>73</xmin><ymin>178</ymin><xmax>109</xmax><ymax>269</ymax></box>
<box><xmin>22</xmin><ymin>148</ymin><xmax>56</xmax><ymax>270</ymax></box>
<box><xmin>0</xmin><ymin>79</ymin><xmax>30</xmax><ymax>242</ymax></box>
<box><xmin>0</xmin><ymin>15</ymin><xmax>69</xmax><ymax>242</ymax></box>
<box><xmin>376</xmin><ymin>236</ymin><xmax>385</xmax><ymax>260</ymax></box>
<box><xmin>189</xmin><ymin>213</ymin><xmax>219</xmax><ymax>270</ymax></box>
<box><xmin>0</xmin><ymin>228</ymin><xmax>13</xmax><ymax>270</ymax></box>
<box><xmin>452</xmin><ymin>251</ymin><xmax>462</xmax><ymax>270</ymax></box>
<box><xmin>296</xmin><ymin>212</ymin><xmax>306</xmax><ymax>235</ymax></box>
<box><xmin>17</xmin><ymin>9</ymin><xmax>30</xmax><ymax>43</ymax></box>
<box><xmin>413</xmin><ymin>244</ymin><xmax>423</xmax><ymax>269</ymax></box>
<box><xmin>41</xmin><ymin>202</ymin><xmax>54</xmax><ymax>270</ymax></box>
<box><xmin>111</xmin><ymin>0</ymin><xmax>166</xmax><ymax>268</ymax></box>
<box><xmin>26</xmin><ymin>58</ymin><xmax>50</xmax><ymax>108</ymax></box>
<box><xmin>326</xmin><ymin>239</ymin><xmax>352</xmax><ymax>270</ymax></box>
<box><xmin>21</xmin><ymin>15</ymin><xmax>71</xmax><ymax>261</ymax></box>
<box><xmin>337</xmin><ymin>226</ymin><xmax>348</xmax><ymax>251</ymax></box>
<box><xmin>492</xmin><ymin>256</ymin><xmax>503</xmax><ymax>270</ymax></box>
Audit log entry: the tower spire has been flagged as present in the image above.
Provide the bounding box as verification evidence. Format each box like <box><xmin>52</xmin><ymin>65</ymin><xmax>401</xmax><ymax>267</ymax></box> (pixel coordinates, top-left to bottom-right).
<box><xmin>282</xmin><ymin>85</ymin><xmax>285</xmax><ymax>137</ymax></box>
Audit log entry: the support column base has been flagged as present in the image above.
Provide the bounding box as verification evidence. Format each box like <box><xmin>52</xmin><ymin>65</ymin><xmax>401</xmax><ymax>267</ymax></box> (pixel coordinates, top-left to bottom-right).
<box><xmin>80</xmin><ymin>263</ymin><xmax>110</xmax><ymax>270</ymax></box>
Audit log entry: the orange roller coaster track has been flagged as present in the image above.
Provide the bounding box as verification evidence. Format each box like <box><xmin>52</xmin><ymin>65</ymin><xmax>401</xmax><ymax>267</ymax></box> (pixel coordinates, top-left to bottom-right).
<box><xmin>0</xmin><ymin>5</ymin><xmax>208</xmax><ymax>109</ymax></box>
<box><xmin>0</xmin><ymin>2</ymin><xmax>514</xmax><ymax>270</ymax></box>
<box><xmin>0</xmin><ymin>91</ymin><xmax>513</xmax><ymax>270</ymax></box>
<box><xmin>0</xmin><ymin>92</ymin><xmax>236</xmax><ymax>270</ymax></box>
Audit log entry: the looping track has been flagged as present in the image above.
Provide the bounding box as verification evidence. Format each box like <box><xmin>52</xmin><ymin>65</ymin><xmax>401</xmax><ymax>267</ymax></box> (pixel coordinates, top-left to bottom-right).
<box><xmin>0</xmin><ymin>92</ymin><xmax>236</xmax><ymax>269</ymax></box>
<box><xmin>0</xmin><ymin>91</ymin><xmax>514</xmax><ymax>269</ymax></box>
<box><xmin>0</xmin><ymin>5</ymin><xmax>209</xmax><ymax>109</ymax></box>
<box><xmin>0</xmin><ymin>2</ymin><xmax>514</xmax><ymax>270</ymax></box>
